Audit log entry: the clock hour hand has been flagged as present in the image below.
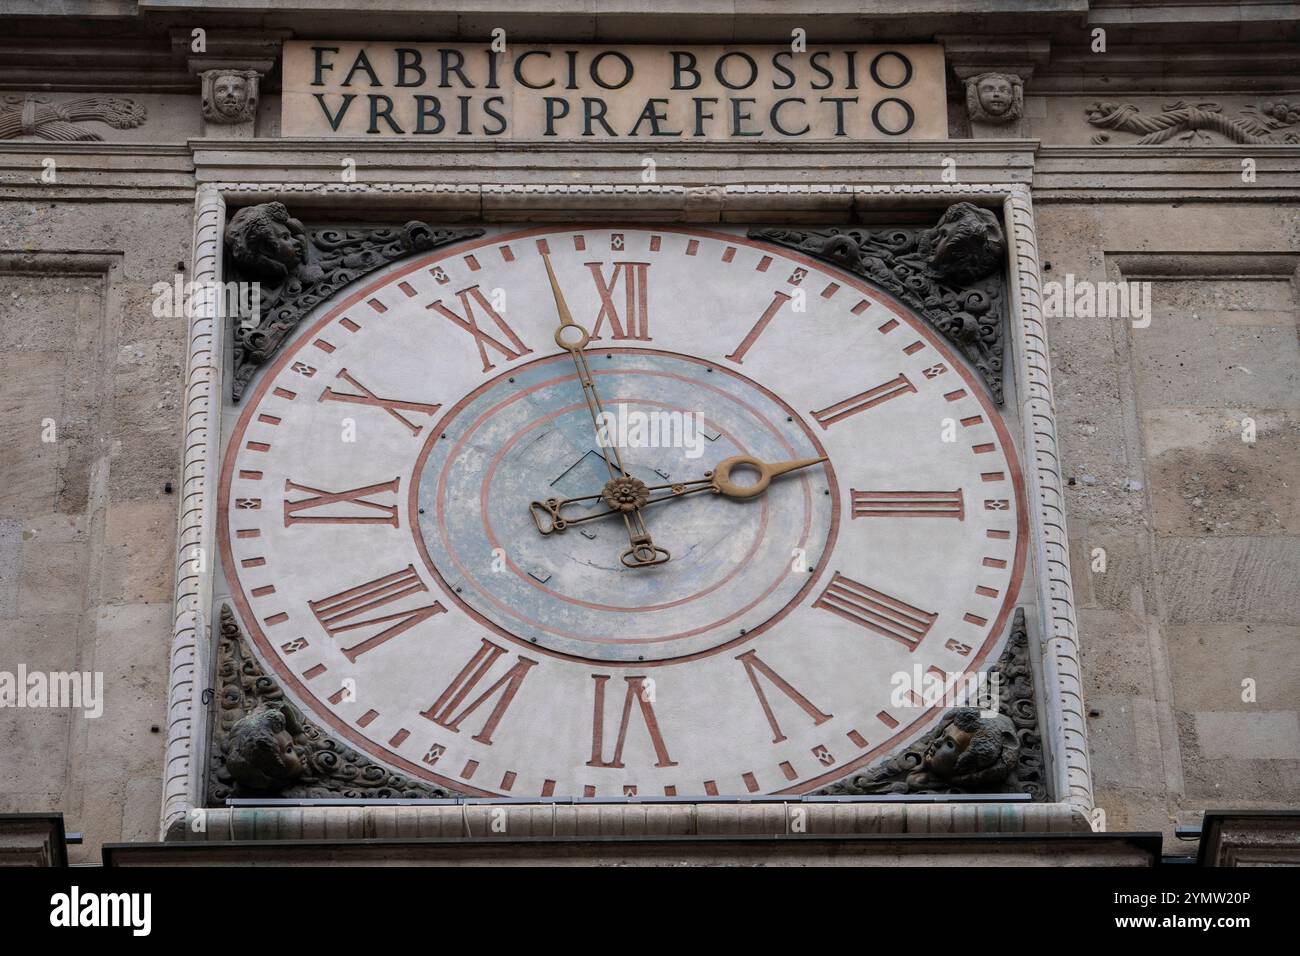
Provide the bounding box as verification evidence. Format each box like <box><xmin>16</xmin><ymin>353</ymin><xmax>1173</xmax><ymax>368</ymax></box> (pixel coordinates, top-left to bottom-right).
<box><xmin>529</xmin><ymin>455</ymin><xmax>829</xmax><ymax>534</ymax></box>
<box><xmin>539</xmin><ymin>251</ymin><xmax>668</xmax><ymax>568</ymax></box>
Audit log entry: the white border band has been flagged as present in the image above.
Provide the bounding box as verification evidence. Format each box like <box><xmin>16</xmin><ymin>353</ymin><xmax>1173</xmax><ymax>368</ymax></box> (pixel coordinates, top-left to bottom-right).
<box><xmin>161</xmin><ymin>180</ymin><xmax>1093</xmax><ymax>837</ymax></box>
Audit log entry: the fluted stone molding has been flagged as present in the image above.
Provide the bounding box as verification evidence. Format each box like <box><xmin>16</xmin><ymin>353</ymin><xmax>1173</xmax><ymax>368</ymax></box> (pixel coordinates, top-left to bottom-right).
<box><xmin>160</xmin><ymin>183</ymin><xmax>227</xmax><ymax>838</ymax></box>
<box><xmin>177</xmin><ymin>800</ymin><xmax>1091</xmax><ymax>843</ymax></box>
<box><xmin>1004</xmin><ymin>185</ymin><xmax>1093</xmax><ymax>817</ymax></box>
<box><xmin>164</xmin><ymin>180</ymin><xmax>1094</xmax><ymax>838</ymax></box>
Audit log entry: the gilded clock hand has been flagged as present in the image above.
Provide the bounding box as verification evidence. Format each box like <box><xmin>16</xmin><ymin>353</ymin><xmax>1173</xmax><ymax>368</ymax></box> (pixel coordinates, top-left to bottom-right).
<box><xmin>540</xmin><ymin>251</ymin><xmax>668</xmax><ymax>569</ymax></box>
<box><xmin>709</xmin><ymin>454</ymin><xmax>829</xmax><ymax>500</ymax></box>
<box><xmin>529</xmin><ymin>455</ymin><xmax>829</xmax><ymax>534</ymax></box>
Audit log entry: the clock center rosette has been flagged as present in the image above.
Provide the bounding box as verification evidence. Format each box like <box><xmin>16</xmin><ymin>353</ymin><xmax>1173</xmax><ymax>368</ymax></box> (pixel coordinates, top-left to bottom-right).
<box><xmin>411</xmin><ymin>348</ymin><xmax>838</xmax><ymax>663</ymax></box>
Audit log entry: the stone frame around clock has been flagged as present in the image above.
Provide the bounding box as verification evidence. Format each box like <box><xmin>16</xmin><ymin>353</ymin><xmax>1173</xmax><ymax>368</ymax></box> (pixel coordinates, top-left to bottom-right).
<box><xmin>160</xmin><ymin>179</ymin><xmax>1092</xmax><ymax>838</ymax></box>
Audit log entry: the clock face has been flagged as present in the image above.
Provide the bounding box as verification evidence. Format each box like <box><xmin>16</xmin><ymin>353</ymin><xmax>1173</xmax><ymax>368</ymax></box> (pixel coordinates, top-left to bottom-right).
<box><xmin>218</xmin><ymin>224</ymin><xmax>1027</xmax><ymax>797</ymax></box>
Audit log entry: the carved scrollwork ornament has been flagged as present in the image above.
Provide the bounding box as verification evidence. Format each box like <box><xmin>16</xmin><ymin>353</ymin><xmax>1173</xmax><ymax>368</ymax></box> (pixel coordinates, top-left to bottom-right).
<box><xmin>208</xmin><ymin>605</ymin><xmax>456</xmax><ymax>801</ymax></box>
<box><xmin>817</xmin><ymin>608</ymin><xmax>1046</xmax><ymax>799</ymax></box>
<box><xmin>222</xmin><ymin>202</ymin><xmax>485</xmax><ymax>400</ymax></box>
<box><xmin>749</xmin><ymin>202</ymin><xmax>1008</xmax><ymax>402</ymax></box>
<box><xmin>1086</xmin><ymin>100</ymin><xmax>1300</xmax><ymax>145</ymax></box>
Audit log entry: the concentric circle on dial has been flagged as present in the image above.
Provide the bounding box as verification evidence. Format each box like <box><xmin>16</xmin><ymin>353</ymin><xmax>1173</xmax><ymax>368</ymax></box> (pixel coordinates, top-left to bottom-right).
<box><xmin>410</xmin><ymin>348</ymin><xmax>839</xmax><ymax>663</ymax></box>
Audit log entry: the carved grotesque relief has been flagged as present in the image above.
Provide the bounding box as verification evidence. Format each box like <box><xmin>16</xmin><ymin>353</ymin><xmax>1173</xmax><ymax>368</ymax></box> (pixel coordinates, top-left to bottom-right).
<box><xmin>1086</xmin><ymin>100</ymin><xmax>1300</xmax><ymax>145</ymax></box>
<box><xmin>225</xmin><ymin>201</ymin><xmax>322</xmax><ymax>287</ymax></box>
<box><xmin>818</xmin><ymin>608</ymin><xmax>1045</xmax><ymax>798</ymax></box>
<box><xmin>0</xmin><ymin>93</ymin><xmax>146</xmax><ymax>141</ymax></box>
<box><xmin>965</xmin><ymin>72</ymin><xmax>1023</xmax><ymax>124</ymax></box>
<box><xmin>224</xmin><ymin>702</ymin><xmax>307</xmax><ymax>792</ymax></box>
<box><xmin>750</xmin><ymin>201</ymin><xmax>1009</xmax><ymax>402</ymax></box>
<box><xmin>201</xmin><ymin>69</ymin><xmax>260</xmax><ymax>125</ymax></box>
<box><xmin>917</xmin><ymin>201</ymin><xmax>1006</xmax><ymax>287</ymax></box>
<box><xmin>222</xmin><ymin>202</ymin><xmax>484</xmax><ymax>400</ymax></box>
<box><xmin>920</xmin><ymin>708</ymin><xmax>1021</xmax><ymax>788</ymax></box>
<box><xmin>209</xmin><ymin>605</ymin><xmax>452</xmax><ymax>800</ymax></box>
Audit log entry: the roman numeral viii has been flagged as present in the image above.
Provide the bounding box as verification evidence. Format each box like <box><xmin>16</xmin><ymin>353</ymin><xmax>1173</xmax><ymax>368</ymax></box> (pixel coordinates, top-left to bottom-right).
<box><xmin>813</xmin><ymin>573</ymin><xmax>936</xmax><ymax>651</ymax></box>
<box><xmin>851</xmin><ymin>489</ymin><xmax>964</xmax><ymax>520</ymax></box>
<box><xmin>309</xmin><ymin>565</ymin><xmax>445</xmax><ymax>662</ymax></box>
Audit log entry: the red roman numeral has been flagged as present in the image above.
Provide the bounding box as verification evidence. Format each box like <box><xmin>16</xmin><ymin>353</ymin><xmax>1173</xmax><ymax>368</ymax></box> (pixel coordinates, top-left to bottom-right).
<box><xmin>810</xmin><ymin>373</ymin><xmax>916</xmax><ymax>428</ymax></box>
<box><xmin>736</xmin><ymin>650</ymin><xmax>832</xmax><ymax>744</ymax></box>
<box><xmin>427</xmin><ymin>285</ymin><xmax>532</xmax><ymax>371</ymax></box>
<box><xmin>851</xmin><ymin>489</ymin><xmax>964</xmax><ymax>520</ymax></box>
<box><xmin>586</xmin><ymin>261</ymin><xmax>651</xmax><ymax>340</ymax></box>
<box><xmin>421</xmin><ymin>638</ymin><xmax>538</xmax><ymax>745</ymax></box>
<box><xmin>283</xmin><ymin>477</ymin><xmax>400</xmax><ymax>527</ymax></box>
<box><xmin>725</xmin><ymin>291</ymin><xmax>792</xmax><ymax>364</ymax></box>
<box><xmin>319</xmin><ymin>368</ymin><xmax>441</xmax><ymax>436</ymax></box>
<box><xmin>813</xmin><ymin>573</ymin><xmax>936</xmax><ymax>651</ymax></box>
<box><xmin>309</xmin><ymin>565</ymin><xmax>445</xmax><ymax>662</ymax></box>
<box><xmin>586</xmin><ymin>675</ymin><xmax>677</xmax><ymax>769</ymax></box>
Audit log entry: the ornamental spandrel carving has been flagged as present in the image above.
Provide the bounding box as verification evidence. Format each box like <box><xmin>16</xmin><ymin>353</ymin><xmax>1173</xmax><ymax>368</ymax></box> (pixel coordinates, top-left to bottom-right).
<box><xmin>223</xmin><ymin>202</ymin><xmax>484</xmax><ymax>401</ymax></box>
<box><xmin>749</xmin><ymin>202</ymin><xmax>1008</xmax><ymax>403</ymax></box>
<box><xmin>209</xmin><ymin>604</ymin><xmax>455</xmax><ymax>801</ymax></box>
<box><xmin>1086</xmin><ymin>100</ymin><xmax>1300</xmax><ymax>145</ymax></box>
<box><xmin>0</xmin><ymin>93</ymin><xmax>146</xmax><ymax>141</ymax></box>
<box><xmin>817</xmin><ymin>608</ymin><xmax>1046</xmax><ymax>800</ymax></box>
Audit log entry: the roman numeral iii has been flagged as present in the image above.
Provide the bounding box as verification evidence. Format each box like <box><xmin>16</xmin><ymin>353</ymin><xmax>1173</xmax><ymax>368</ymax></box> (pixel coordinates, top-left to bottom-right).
<box><xmin>851</xmin><ymin>489</ymin><xmax>964</xmax><ymax>519</ymax></box>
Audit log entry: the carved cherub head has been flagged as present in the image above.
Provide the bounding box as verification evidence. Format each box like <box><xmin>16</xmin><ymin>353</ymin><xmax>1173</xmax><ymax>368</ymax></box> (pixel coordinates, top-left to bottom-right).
<box><xmin>922</xmin><ymin>707</ymin><xmax>1020</xmax><ymax>788</ymax></box>
<box><xmin>225</xmin><ymin>702</ymin><xmax>305</xmax><ymax>792</ymax></box>
<box><xmin>916</xmin><ymin>202</ymin><xmax>1006</xmax><ymax>286</ymax></box>
<box><xmin>225</xmin><ymin>201</ymin><xmax>310</xmax><ymax>283</ymax></box>
<box><xmin>965</xmin><ymin>72</ymin><xmax>1024</xmax><ymax>123</ymax></box>
<box><xmin>201</xmin><ymin>69</ymin><xmax>260</xmax><ymax>124</ymax></box>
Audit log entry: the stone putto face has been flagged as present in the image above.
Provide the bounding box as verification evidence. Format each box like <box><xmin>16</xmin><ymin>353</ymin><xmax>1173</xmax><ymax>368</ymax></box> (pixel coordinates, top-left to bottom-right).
<box><xmin>965</xmin><ymin>71</ymin><xmax>1024</xmax><ymax>123</ymax></box>
<box><xmin>201</xmin><ymin>69</ymin><xmax>260</xmax><ymax>124</ymax></box>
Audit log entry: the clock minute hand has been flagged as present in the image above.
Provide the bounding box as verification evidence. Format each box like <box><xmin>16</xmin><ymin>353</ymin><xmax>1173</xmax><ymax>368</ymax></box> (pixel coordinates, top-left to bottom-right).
<box><xmin>539</xmin><ymin>251</ymin><xmax>668</xmax><ymax>569</ymax></box>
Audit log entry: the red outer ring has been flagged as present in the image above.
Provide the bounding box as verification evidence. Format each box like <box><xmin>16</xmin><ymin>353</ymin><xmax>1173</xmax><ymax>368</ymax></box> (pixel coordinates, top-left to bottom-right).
<box><xmin>217</xmin><ymin>223</ymin><xmax>1029</xmax><ymax>796</ymax></box>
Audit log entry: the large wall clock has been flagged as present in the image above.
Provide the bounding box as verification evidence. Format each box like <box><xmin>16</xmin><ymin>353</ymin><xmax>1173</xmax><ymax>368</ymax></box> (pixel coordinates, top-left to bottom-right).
<box><xmin>217</xmin><ymin>224</ymin><xmax>1027</xmax><ymax>797</ymax></box>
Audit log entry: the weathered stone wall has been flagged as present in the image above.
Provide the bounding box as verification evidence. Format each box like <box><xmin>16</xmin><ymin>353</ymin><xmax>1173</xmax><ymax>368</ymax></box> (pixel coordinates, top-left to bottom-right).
<box><xmin>0</xmin><ymin>201</ymin><xmax>193</xmax><ymax>863</ymax></box>
<box><xmin>1040</xmin><ymin>201</ymin><xmax>1300</xmax><ymax>842</ymax></box>
<box><xmin>1</xmin><ymin>1</ymin><xmax>1298</xmax><ymax>864</ymax></box>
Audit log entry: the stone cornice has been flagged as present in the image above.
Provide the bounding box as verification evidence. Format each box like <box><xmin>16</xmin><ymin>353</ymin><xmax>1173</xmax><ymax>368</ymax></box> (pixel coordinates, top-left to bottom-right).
<box><xmin>2</xmin><ymin>141</ymin><xmax>1297</xmax><ymax>205</ymax></box>
<box><xmin>162</xmin><ymin>799</ymin><xmax>1095</xmax><ymax>845</ymax></box>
